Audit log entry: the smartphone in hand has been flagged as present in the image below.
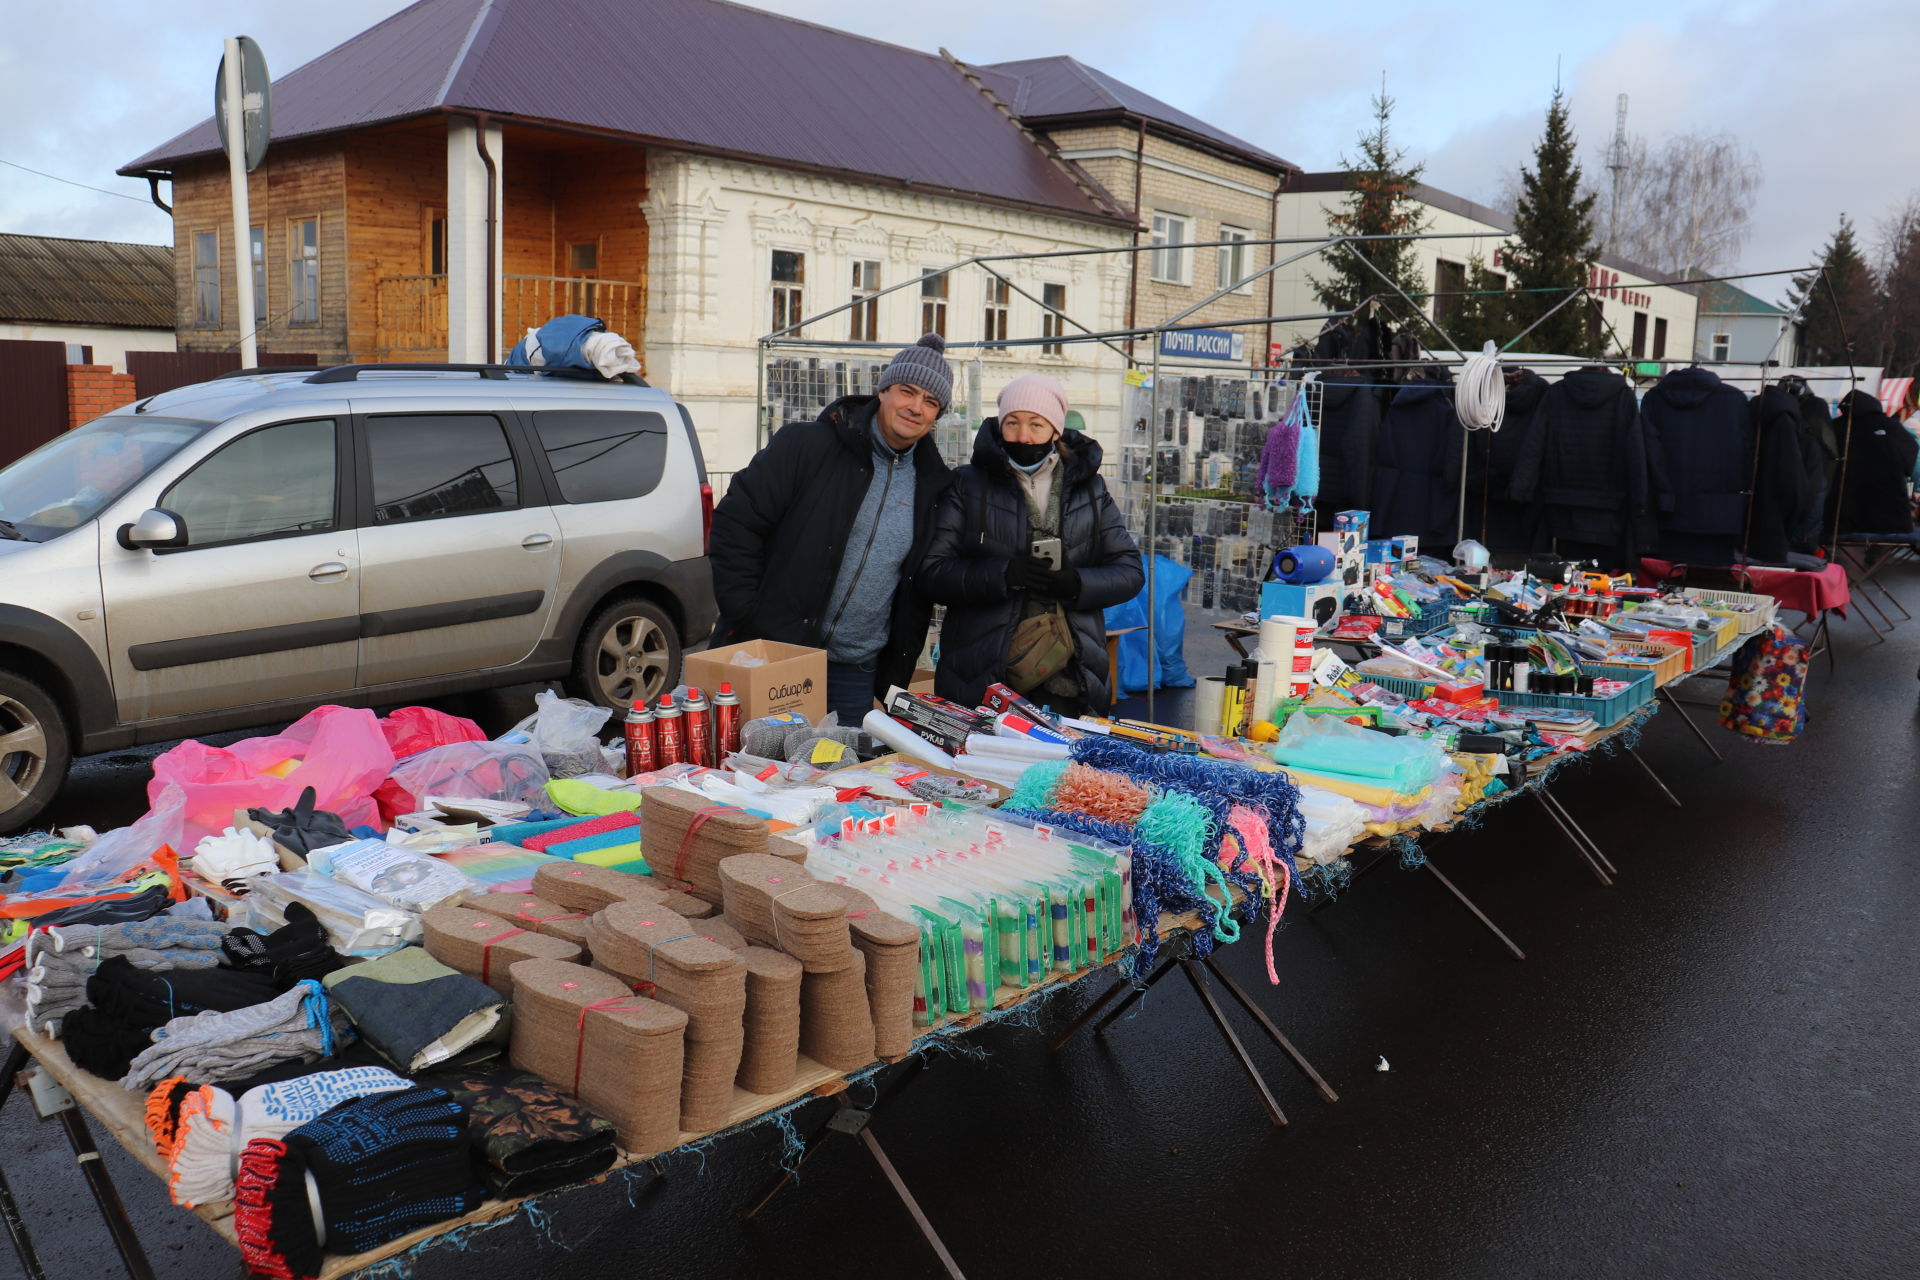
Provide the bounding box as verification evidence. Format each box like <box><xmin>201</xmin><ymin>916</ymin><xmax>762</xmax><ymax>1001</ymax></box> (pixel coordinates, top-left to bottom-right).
<box><xmin>1030</xmin><ymin>537</ymin><xmax>1063</xmax><ymax>569</ymax></box>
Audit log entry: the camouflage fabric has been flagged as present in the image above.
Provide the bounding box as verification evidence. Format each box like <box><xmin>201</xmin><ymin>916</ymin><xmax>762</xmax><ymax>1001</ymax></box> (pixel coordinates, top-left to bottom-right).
<box><xmin>416</xmin><ymin>1066</ymin><xmax>618</xmax><ymax>1197</ymax></box>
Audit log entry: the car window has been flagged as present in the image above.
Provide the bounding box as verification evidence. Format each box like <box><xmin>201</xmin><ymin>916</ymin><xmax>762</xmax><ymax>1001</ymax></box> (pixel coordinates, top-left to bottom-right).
<box><xmin>160</xmin><ymin>418</ymin><xmax>337</xmax><ymax>547</ymax></box>
<box><xmin>531</xmin><ymin>410</ymin><xmax>669</xmax><ymax>503</ymax></box>
<box><xmin>0</xmin><ymin>415</ymin><xmax>211</xmax><ymax>542</ymax></box>
<box><xmin>367</xmin><ymin>414</ymin><xmax>520</xmax><ymax>524</ymax></box>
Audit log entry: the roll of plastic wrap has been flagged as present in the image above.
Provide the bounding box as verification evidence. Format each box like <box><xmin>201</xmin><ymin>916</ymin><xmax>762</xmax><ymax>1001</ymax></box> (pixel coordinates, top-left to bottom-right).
<box><xmin>1272</xmin><ymin>544</ymin><xmax>1335</xmax><ymax>584</ymax></box>
<box><xmin>951</xmin><ymin>755</ymin><xmax>1029</xmax><ymax>787</ymax></box>
<box><xmin>962</xmin><ymin>733</ymin><xmax>1069</xmax><ymax>762</ymax></box>
<box><xmin>860</xmin><ymin>710</ymin><xmax>956</xmax><ymax>767</ymax></box>
<box><xmin>1193</xmin><ymin>676</ymin><xmax>1226</xmax><ymax>736</ymax></box>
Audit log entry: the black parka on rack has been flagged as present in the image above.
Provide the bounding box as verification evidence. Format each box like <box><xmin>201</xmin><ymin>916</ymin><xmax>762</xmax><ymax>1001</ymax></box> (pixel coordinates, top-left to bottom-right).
<box><xmin>1829</xmin><ymin>390</ymin><xmax>1919</xmax><ymax>535</ymax></box>
<box><xmin>1638</xmin><ymin>366</ymin><xmax>1794</xmax><ymax>565</ymax></box>
<box><xmin>1370</xmin><ymin>376</ymin><xmax>1457</xmax><ymax>545</ymax></box>
<box><xmin>1313</xmin><ymin>371</ymin><xmax>1386</xmax><ymax>515</ymax></box>
<box><xmin>1508</xmin><ymin>366</ymin><xmax>1655</xmax><ymax>567</ymax></box>
<box><xmin>1745</xmin><ymin>385</ymin><xmax>1811</xmax><ymax>563</ymax></box>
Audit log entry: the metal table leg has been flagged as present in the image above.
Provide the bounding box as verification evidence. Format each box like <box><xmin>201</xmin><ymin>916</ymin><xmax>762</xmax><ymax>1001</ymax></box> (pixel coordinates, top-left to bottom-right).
<box><xmin>0</xmin><ymin>1044</ymin><xmax>50</xmax><ymax>1280</ymax></box>
<box><xmin>1539</xmin><ymin>790</ymin><xmax>1619</xmax><ymax>878</ymax></box>
<box><xmin>1176</xmin><ymin>960</ymin><xmax>1288</xmax><ymax>1128</ymax></box>
<box><xmin>1659</xmin><ymin>687</ymin><xmax>1725</xmax><ymax>762</ymax></box>
<box><xmin>1422</xmin><ymin>859</ymin><xmax>1527</xmax><ymax>961</ymax></box>
<box><xmin>1530</xmin><ymin>791</ymin><xmax>1613</xmax><ymax>886</ymax></box>
<box><xmin>1201</xmin><ymin>955</ymin><xmax>1340</xmax><ymax>1103</ymax></box>
<box><xmin>1623</xmin><ymin>745</ymin><xmax>1684</xmax><ymax>808</ymax></box>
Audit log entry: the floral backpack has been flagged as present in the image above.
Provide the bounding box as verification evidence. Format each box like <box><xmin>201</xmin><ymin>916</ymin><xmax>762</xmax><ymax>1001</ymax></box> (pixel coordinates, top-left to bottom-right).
<box><xmin>1718</xmin><ymin>624</ymin><xmax>1809</xmax><ymax>745</ymax></box>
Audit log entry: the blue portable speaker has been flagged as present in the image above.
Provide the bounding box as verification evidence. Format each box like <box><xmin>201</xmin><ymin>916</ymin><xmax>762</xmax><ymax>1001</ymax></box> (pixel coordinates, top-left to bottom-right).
<box><xmin>1270</xmin><ymin>544</ymin><xmax>1335</xmax><ymax>584</ymax></box>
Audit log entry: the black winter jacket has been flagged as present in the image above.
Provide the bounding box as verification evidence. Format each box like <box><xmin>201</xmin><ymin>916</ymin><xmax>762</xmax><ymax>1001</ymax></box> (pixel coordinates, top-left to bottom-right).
<box><xmin>920</xmin><ymin>423</ymin><xmax>1143</xmax><ymax>709</ymax></box>
<box><xmin>1639</xmin><ymin>367</ymin><xmax>1781</xmax><ymax>565</ymax></box>
<box><xmin>1451</xmin><ymin>369</ymin><xmax>1549</xmax><ymax>555</ymax></box>
<box><xmin>1830</xmin><ymin>390</ymin><xmax>1918</xmax><ymax>535</ymax></box>
<box><xmin>1314</xmin><ymin>371</ymin><xmax>1385</xmax><ymax>514</ymax></box>
<box><xmin>709</xmin><ymin>396</ymin><xmax>952</xmax><ymax>698</ymax></box>
<box><xmin>1509</xmin><ymin>366</ymin><xmax>1655</xmax><ymax>566</ymax></box>
<box><xmin>1370</xmin><ymin>377</ymin><xmax>1456</xmax><ymax>545</ymax></box>
<box><xmin>1744</xmin><ymin>385</ymin><xmax>1811</xmax><ymax>563</ymax></box>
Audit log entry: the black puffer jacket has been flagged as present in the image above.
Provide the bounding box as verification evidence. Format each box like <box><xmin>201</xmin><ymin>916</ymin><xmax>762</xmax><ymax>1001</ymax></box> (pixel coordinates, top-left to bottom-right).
<box><xmin>1370</xmin><ymin>376</ymin><xmax>1456</xmax><ymax>545</ymax></box>
<box><xmin>1315</xmin><ymin>371</ymin><xmax>1386</xmax><ymax>514</ymax></box>
<box><xmin>1745</xmin><ymin>385</ymin><xmax>1811</xmax><ymax>563</ymax></box>
<box><xmin>1641</xmin><ymin>367</ymin><xmax>1757</xmax><ymax>564</ymax></box>
<box><xmin>920</xmin><ymin>422</ymin><xmax>1142</xmax><ymax>708</ymax></box>
<box><xmin>1830</xmin><ymin>390</ymin><xmax>1919</xmax><ymax>535</ymax></box>
<box><xmin>1509</xmin><ymin>366</ymin><xmax>1655</xmax><ymax>565</ymax></box>
<box><xmin>709</xmin><ymin>396</ymin><xmax>952</xmax><ymax>697</ymax></box>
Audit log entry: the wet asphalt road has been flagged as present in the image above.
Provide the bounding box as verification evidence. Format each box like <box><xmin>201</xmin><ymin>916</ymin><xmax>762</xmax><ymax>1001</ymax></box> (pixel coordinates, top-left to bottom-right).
<box><xmin>3</xmin><ymin>571</ymin><xmax>1917</xmax><ymax>1280</ymax></box>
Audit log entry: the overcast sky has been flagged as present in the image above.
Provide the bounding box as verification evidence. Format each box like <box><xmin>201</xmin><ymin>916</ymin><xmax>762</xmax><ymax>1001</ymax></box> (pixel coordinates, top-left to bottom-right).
<box><xmin>3</xmin><ymin>0</ymin><xmax>1913</xmax><ymax>303</ymax></box>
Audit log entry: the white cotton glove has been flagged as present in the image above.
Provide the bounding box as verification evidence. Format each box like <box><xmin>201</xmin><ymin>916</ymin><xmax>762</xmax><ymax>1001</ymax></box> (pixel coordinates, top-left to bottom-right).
<box><xmin>190</xmin><ymin>827</ymin><xmax>280</xmax><ymax>887</ymax></box>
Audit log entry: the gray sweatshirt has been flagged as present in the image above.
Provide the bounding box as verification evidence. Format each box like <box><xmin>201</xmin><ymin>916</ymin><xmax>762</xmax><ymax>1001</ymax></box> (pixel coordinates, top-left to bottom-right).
<box><xmin>822</xmin><ymin>421</ymin><xmax>917</xmax><ymax>663</ymax></box>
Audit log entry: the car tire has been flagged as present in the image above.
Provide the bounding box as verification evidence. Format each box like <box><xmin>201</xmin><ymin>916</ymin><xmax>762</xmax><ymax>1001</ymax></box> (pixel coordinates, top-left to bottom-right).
<box><xmin>0</xmin><ymin>671</ymin><xmax>70</xmax><ymax>836</ymax></box>
<box><xmin>569</xmin><ymin>597</ymin><xmax>681</xmax><ymax>712</ymax></box>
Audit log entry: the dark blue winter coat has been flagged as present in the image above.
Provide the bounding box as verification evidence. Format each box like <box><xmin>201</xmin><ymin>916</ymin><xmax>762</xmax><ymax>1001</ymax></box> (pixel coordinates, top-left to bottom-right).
<box><xmin>1370</xmin><ymin>376</ymin><xmax>1457</xmax><ymax>545</ymax></box>
<box><xmin>1641</xmin><ymin>366</ymin><xmax>1756</xmax><ymax>564</ymax></box>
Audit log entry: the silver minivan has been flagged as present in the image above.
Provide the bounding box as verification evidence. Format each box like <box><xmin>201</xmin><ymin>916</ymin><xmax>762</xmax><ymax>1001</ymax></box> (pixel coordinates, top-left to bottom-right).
<box><xmin>0</xmin><ymin>363</ymin><xmax>716</xmax><ymax>832</ymax></box>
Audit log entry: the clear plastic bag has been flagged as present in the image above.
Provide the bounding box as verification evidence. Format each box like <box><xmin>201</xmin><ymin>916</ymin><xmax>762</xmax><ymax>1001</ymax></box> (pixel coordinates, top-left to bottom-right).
<box><xmin>307</xmin><ymin>838</ymin><xmax>477</xmax><ymax>913</ymax></box>
<box><xmin>508</xmin><ymin>690</ymin><xmax>614</xmax><ymax>779</ymax></box>
<box><xmin>244</xmin><ymin>870</ymin><xmax>419</xmax><ymax>955</ymax></box>
<box><xmin>56</xmin><ymin>785</ymin><xmax>187</xmax><ymax>887</ymax></box>
<box><xmin>385</xmin><ymin>741</ymin><xmax>551</xmax><ymax>814</ymax></box>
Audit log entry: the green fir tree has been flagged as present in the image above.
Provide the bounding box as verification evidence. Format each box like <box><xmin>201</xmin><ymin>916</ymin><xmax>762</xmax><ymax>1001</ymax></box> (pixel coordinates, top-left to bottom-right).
<box><xmin>1792</xmin><ymin>215</ymin><xmax>1877</xmax><ymax>367</ymax></box>
<box><xmin>1504</xmin><ymin>89</ymin><xmax>1604</xmax><ymax>357</ymax></box>
<box><xmin>1310</xmin><ymin>88</ymin><xmax>1430</xmax><ymax>321</ymax></box>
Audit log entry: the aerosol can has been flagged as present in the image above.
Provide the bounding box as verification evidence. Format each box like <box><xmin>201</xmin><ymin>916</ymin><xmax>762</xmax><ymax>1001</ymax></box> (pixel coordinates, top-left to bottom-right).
<box><xmin>683</xmin><ymin>687</ymin><xmax>714</xmax><ymax>768</ymax></box>
<box><xmin>654</xmin><ymin>694</ymin><xmax>687</xmax><ymax>767</ymax></box>
<box><xmin>622</xmin><ymin>700</ymin><xmax>657</xmax><ymax>777</ymax></box>
<box><xmin>712</xmin><ymin>683</ymin><xmax>743</xmax><ymax>758</ymax></box>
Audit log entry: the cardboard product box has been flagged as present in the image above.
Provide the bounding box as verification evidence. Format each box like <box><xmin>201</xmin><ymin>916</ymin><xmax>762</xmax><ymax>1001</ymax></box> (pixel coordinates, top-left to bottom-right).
<box><xmin>908</xmin><ymin>667</ymin><xmax>937</xmax><ymax>694</ymax></box>
<box><xmin>1334</xmin><ymin>510</ymin><xmax>1370</xmax><ymax>541</ymax></box>
<box><xmin>1260</xmin><ymin>580</ymin><xmax>1343</xmax><ymax>627</ymax></box>
<box><xmin>683</xmin><ymin>640</ymin><xmax>826</xmax><ymax>723</ymax></box>
<box><xmin>1364</xmin><ymin>539</ymin><xmax>1395</xmax><ymax>565</ymax></box>
<box><xmin>1391</xmin><ymin>534</ymin><xmax>1420</xmax><ymax>565</ymax></box>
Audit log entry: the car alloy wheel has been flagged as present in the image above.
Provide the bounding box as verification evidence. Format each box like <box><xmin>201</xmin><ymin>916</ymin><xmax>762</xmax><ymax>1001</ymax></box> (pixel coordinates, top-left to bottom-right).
<box><xmin>595</xmin><ymin>610</ymin><xmax>672</xmax><ymax>707</ymax></box>
<box><xmin>0</xmin><ymin>693</ymin><xmax>50</xmax><ymax>819</ymax></box>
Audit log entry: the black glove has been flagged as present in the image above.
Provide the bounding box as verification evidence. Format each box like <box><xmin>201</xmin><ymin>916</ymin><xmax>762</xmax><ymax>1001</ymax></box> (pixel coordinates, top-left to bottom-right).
<box><xmin>1034</xmin><ymin>563</ymin><xmax>1081</xmax><ymax>602</ymax></box>
<box><xmin>1004</xmin><ymin>556</ymin><xmax>1034</xmax><ymax>594</ymax></box>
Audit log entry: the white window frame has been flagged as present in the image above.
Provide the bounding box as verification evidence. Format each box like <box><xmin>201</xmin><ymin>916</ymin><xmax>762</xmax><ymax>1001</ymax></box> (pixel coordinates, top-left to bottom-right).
<box><xmin>771</xmin><ymin>249</ymin><xmax>805</xmax><ymax>336</ymax></box>
<box><xmin>1216</xmin><ymin>225</ymin><xmax>1252</xmax><ymax>293</ymax></box>
<box><xmin>849</xmin><ymin>259</ymin><xmax>880</xmax><ymax>342</ymax></box>
<box><xmin>289</xmin><ymin>217</ymin><xmax>320</xmax><ymax>326</ymax></box>
<box><xmin>983</xmin><ymin>277</ymin><xmax>1009</xmax><ymax>344</ymax></box>
<box><xmin>1041</xmin><ymin>282</ymin><xmax>1067</xmax><ymax>357</ymax></box>
<box><xmin>192</xmin><ymin>230</ymin><xmax>220</xmax><ymax>327</ymax></box>
<box><xmin>920</xmin><ymin>269</ymin><xmax>949</xmax><ymax>340</ymax></box>
<box><xmin>1150</xmin><ymin>213</ymin><xmax>1190</xmax><ymax>285</ymax></box>
<box><xmin>1710</xmin><ymin>332</ymin><xmax>1731</xmax><ymax>362</ymax></box>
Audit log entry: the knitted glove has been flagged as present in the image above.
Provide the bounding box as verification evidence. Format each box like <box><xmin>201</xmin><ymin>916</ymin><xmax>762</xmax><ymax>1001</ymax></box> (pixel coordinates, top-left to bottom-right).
<box><xmin>1033</xmin><ymin>564</ymin><xmax>1081</xmax><ymax>603</ymax></box>
<box><xmin>1004</xmin><ymin>555</ymin><xmax>1034</xmax><ymax>594</ymax></box>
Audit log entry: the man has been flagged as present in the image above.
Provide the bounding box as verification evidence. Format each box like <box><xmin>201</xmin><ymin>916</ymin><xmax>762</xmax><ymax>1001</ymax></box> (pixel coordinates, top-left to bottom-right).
<box><xmin>710</xmin><ymin>334</ymin><xmax>955</xmax><ymax>725</ymax></box>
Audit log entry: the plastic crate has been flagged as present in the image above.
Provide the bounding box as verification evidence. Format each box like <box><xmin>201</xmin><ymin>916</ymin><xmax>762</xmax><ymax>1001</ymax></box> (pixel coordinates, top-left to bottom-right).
<box><xmin>1686</xmin><ymin>588</ymin><xmax>1777</xmax><ymax>635</ymax></box>
<box><xmin>1359</xmin><ymin>666</ymin><xmax>1654</xmax><ymax>729</ymax></box>
<box><xmin>1372</xmin><ymin>599</ymin><xmax>1456</xmax><ymax>640</ymax></box>
<box><xmin>1591</xmin><ymin>639</ymin><xmax>1688</xmax><ymax>687</ymax></box>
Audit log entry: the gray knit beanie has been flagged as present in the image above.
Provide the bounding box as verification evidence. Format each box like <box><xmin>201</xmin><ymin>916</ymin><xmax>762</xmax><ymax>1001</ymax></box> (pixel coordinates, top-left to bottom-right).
<box><xmin>876</xmin><ymin>334</ymin><xmax>953</xmax><ymax>412</ymax></box>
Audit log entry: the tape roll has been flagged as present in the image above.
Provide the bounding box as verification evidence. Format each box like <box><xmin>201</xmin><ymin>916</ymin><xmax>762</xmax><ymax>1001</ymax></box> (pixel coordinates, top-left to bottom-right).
<box><xmin>1193</xmin><ymin>676</ymin><xmax>1227</xmax><ymax>736</ymax></box>
<box><xmin>1272</xmin><ymin>544</ymin><xmax>1335</xmax><ymax>584</ymax></box>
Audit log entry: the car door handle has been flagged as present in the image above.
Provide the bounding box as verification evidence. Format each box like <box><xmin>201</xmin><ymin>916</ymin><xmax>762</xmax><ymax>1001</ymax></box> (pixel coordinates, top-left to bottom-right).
<box><xmin>308</xmin><ymin>562</ymin><xmax>350</xmax><ymax>581</ymax></box>
<box><xmin>522</xmin><ymin>534</ymin><xmax>554</xmax><ymax>550</ymax></box>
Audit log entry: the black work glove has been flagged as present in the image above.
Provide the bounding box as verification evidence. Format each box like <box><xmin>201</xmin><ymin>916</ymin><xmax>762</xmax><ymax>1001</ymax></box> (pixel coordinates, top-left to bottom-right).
<box><xmin>1004</xmin><ymin>556</ymin><xmax>1034</xmax><ymax>595</ymax></box>
<box><xmin>1035</xmin><ymin>563</ymin><xmax>1080</xmax><ymax>602</ymax></box>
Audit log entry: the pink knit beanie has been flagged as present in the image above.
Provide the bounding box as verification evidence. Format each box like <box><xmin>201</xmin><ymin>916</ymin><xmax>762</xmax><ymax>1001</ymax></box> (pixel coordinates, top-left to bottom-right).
<box><xmin>996</xmin><ymin>374</ymin><xmax>1069</xmax><ymax>436</ymax></box>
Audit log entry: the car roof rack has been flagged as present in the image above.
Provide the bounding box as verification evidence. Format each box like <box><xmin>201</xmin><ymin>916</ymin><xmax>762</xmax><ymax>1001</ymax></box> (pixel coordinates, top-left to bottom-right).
<box><xmin>212</xmin><ymin>365</ymin><xmax>326</xmax><ymax>380</ymax></box>
<box><xmin>303</xmin><ymin>362</ymin><xmax>648</xmax><ymax>387</ymax></box>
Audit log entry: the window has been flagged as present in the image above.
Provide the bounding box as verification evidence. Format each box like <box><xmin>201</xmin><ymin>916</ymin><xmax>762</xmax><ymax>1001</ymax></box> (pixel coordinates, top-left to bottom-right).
<box><xmin>192</xmin><ymin>231</ymin><xmax>220</xmax><ymax>326</ymax></box>
<box><xmin>1216</xmin><ymin>226</ymin><xmax>1251</xmax><ymax>292</ymax></box>
<box><xmin>771</xmin><ymin>250</ymin><xmax>805</xmax><ymax>335</ymax></box>
<box><xmin>160</xmin><ymin>419</ymin><xmax>336</xmax><ymax>547</ymax></box>
<box><xmin>426</xmin><ymin>211</ymin><xmax>447</xmax><ymax>275</ymax></box>
<box><xmin>532</xmin><ymin>410</ymin><xmax>669</xmax><ymax>504</ymax></box>
<box><xmin>1631</xmin><ymin>311</ymin><xmax>1649</xmax><ymax>360</ymax></box>
<box><xmin>249</xmin><ymin>226</ymin><xmax>266</xmax><ymax>326</ymax></box>
<box><xmin>984</xmin><ymin>278</ymin><xmax>1009</xmax><ymax>344</ymax></box>
<box><xmin>920</xmin><ymin>269</ymin><xmax>948</xmax><ymax>339</ymax></box>
<box><xmin>1150</xmin><ymin>213</ymin><xmax>1190</xmax><ymax>284</ymax></box>
<box><xmin>1710</xmin><ymin>332</ymin><xmax>1730</xmax><ymax>362</ymax></box>
<box><xmin>367</xmin><ymin>415</ymin><xmax>520</xmax><ymax>524</ymax></box>
<box><xmin>289</xmin><ymin>217</ymin><xmax>319</xmax><ymax>325</ymax></box>
<box><xmin>1433</xmin><ymin>259</ymin><xmax>1467</xmax><ymax>326</ymax></box>
<box><xmin>1654</xmin><ymin>317</ymin><xmax>1669</xmax><ymax>361</ymax></box>
<box><xmin>567</xmin><ymin>242</ymin><xmax>599</xmax><ymax>314</ymax></box>
<box><xmin>1041</xmin><ymin>283</ymin><xmax>1067</xmax><ymax>357</ymax></box>
<box><xmin>849</xmin><ymin>259</ymin><xmax>881</xmax><ymax>342</ymax></box>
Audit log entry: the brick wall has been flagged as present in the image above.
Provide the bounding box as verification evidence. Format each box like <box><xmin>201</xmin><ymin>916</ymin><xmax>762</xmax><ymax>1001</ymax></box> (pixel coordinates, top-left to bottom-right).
<box><xmin>66</xmin><ymin>364</ymin><xmax>136</xmax><ymax>428</ymax></box>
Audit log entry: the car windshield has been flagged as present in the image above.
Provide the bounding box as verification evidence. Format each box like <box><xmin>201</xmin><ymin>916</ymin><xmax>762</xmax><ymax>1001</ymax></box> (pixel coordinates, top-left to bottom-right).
<box><xmin>0</xmin><ymin>415</ymin><xmax>212</xmax><ymax>542</ymax></box>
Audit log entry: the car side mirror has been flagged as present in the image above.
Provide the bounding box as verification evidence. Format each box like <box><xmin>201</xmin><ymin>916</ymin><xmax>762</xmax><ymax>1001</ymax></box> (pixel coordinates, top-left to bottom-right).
<box><xmin>117</xmin><ymin>508</ymin><xmax>188</xmax><ymax>550</ymax></box>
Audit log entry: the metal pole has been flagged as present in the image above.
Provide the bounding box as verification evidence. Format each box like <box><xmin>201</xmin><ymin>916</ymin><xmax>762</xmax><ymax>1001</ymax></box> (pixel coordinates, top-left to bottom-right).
<box><xmin>222</xmin><ymin>37</ymin><xmax>258</xmax><ymax>368</ymax></box>
<box><xmin>1146</xmin><ymin>338</ymin><xmax>1162</xmax><ymax>721</ymax></box>
<box><xmin>754</xmin><ymin>340</ymin><xmax>768</xmax><ymax>451</ymax></box>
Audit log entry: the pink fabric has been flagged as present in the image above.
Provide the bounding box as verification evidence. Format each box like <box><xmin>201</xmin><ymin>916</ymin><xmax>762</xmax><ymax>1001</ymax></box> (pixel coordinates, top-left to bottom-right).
<box><xmin>1637</xmin><ymin>559</ymin><xmax>1851</xmax><ymax>618</ymax></box>
<box><xmin>996</xmin><ymin>373</ymin><xmax>1068</xmax><ymax>434</ymax></box>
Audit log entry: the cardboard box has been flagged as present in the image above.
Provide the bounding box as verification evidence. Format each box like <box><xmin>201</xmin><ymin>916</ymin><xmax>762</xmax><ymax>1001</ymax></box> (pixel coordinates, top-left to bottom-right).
<box><xmin>1260</xmin><ymin>580</ymin><xmax>1343</xmax><ymax>627</ymax></box>
<box><xmin>908</xmin><ymin>667</ymin><xmax>936</xmax><ymax>693</ymax></box>
<box><xmin>683</xmin><ymin>639</ymin><xmax>826</xmax><ymax>723</ymax></box>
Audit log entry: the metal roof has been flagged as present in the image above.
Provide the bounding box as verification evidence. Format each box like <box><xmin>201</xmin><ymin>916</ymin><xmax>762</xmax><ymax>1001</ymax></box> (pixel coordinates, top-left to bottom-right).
<box><xmin>120</xmin><ymin>0</ymin><xmax>1124</xmax><ymax>225</ymax></box>
<box><xmin>0</xmin><ymin>233</ymin><xmax>174</xmax><ymax>328</ymax></box>
<box><xmin>1696</xmin><ymin>280</ymin><xmax>1787</xmax><ymax>316</ymax></box>
<box><xmin>982</xmin><ymin>55</ymin><xmax>1297</xmax><ymax>175</ymax></box>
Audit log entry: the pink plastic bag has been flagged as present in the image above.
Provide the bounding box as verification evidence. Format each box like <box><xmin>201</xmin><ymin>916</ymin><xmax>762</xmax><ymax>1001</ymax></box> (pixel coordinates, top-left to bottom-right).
<box><xmin>147</xmin><ymin>706</ymin><xmax>397</xmax><ymax>850</ymax></box>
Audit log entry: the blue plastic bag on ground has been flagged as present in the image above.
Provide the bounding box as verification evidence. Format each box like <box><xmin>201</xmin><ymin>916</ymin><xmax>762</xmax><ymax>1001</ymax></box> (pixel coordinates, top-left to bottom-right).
<box><xmin>1104</xmin><ymin>554</ymin><xmax>1195</xmax><ymax>695</ymax></box>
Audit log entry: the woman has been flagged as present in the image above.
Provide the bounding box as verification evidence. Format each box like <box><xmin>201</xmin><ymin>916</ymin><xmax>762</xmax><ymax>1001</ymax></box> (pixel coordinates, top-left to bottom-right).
<box><xmin>921</xmin><ymin>374</ymin><xmax>1143</xmax><ymax>718</ymax></box>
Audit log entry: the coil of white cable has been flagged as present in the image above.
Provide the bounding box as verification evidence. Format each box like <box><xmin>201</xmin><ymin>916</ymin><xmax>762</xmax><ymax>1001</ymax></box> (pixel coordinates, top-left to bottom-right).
<box><xmin>1456</xmin><ymin>340</ymin><xmax>1506</xmax><ymax>433</ymax></box>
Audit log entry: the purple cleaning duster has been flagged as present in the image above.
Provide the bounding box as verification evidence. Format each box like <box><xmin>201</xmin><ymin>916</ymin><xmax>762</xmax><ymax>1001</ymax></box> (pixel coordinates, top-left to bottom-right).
<box><xmin>1259</xmin><ymin>416</ymin><xmax>1300</xmax><ymax>504</ymax></box>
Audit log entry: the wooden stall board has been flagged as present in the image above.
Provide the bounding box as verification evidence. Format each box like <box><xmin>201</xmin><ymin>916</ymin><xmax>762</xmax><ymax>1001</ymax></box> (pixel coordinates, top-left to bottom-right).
<box><xmin>6</xmin><ymin>906</ymin><xmax>1206</xmax><ymax>1280</ymax></box>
